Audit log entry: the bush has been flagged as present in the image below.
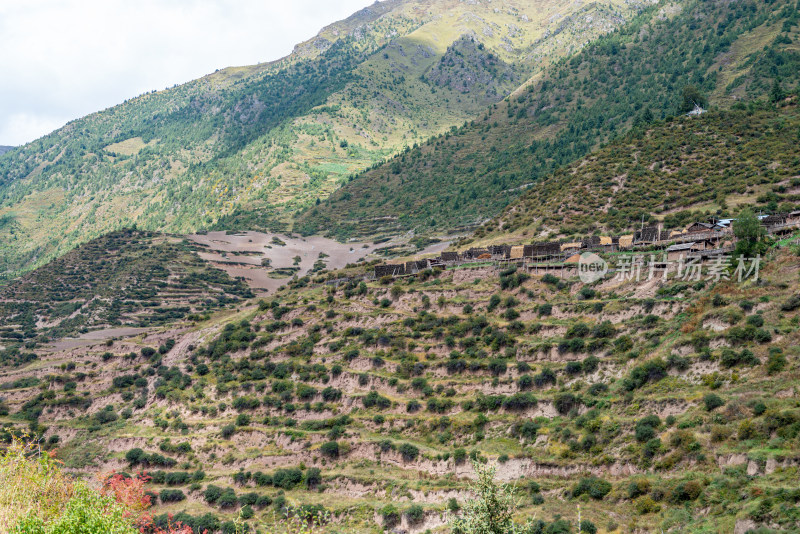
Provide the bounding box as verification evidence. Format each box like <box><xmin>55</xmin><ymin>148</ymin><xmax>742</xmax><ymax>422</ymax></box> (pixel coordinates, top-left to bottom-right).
<box><xmin>203</xmin><ymin>485</ymin><xmax>222</xmax><ymax>504</ymax></box>
<box><xmin>239</xmin><ymin>492</ymin><xmax>258</xmax><ymax>506</ymax></box>
<box><xmin>320</xmin><ymin>441</ymin><xmax>340</xmax><ymax>458</ymax></box>
<box><xmin>553</xmin><ymin>393</ymin><xmax>580</xmax><ymax>415</ymax></box>
<box><xmin>362</xmin><ymin>391</ymin><xmax>391</xmax><ymax>409</ymax></box>
<box><xmin>217</xmin><ymin>488</ymin><xmax>238</xmax><ymax>508</ymax></box>
<box><xmin>398</xmin><ymin>443</ymin><xmax>419</xmax><ymax>461</ymax></box>
<box><xmin>235</xmin><ymin>414</ymin><xmax>250</xmax><ymax>426</ymax></box>
<box><xmin>572</xmin><ymin>477</ymin><xmax>612</xmax><ymax>500</ymax></box>
<box><xmin>405</xmin><ymin>504</ymin><xmax>424</xmax><ymax>524</ymax></box>
<box><xmin>518</xmin><ymin>374</ymin><xmax>533</xmax><ymax>390</ymax></box>
<box><xmin>221</xmin><ymin>424</ymin><xmax>235</xmax><ymax>439</ymax></box>
<box><xmin>634</xmin><ymin>495</ymin><xmax>660</xmax><ymax>514</ymax></box>
<box><xmin>781</xmin><ymin>295</ymin><xmax>800</xmax><ymax>311</ymax></box>
<box><xmin>272</xmin><ymin>468</ymin><xmax>303</xmax><ymax>489</ymax></box>
<box><xmin>158</xmin><ymin>489</ymin><xmax>185</xmax><ymax>503</ymax></box>
<box><xmin>304</xmin><ymin>467</ymin><xmax>322</xmax><ymax>488</ymax></box>
<box><xmin>720</xmin><ymin>348</ymin><xmax>760</xmax><ymax>368</ymax></box>
<box><xmin>321</xmin><ymin>387</ymin><xmax>342</xmax><ymax>402</ymax></box>
<box><xmin>766</xmin><ymin>348</ymin><xmax>787</xmax><ymax>375</ymax></box>
<box><xmin>125</xmin><ymin>448</ymin><xmax>145</xmax><ymax>465</ymax></box>
<box><xmin>381</xmin><ymin>504</ymin><xmax>400</xmax><ymax>527</ymax></box>
<box><xmin>669</xmin><ymin>480</ymin><xmax>703</xmax><ymax>503</ymax></box>
<box><xmin>703</xmin><ymin>393</ymin><xmax>725</xmax><ymax>412</ymax></box>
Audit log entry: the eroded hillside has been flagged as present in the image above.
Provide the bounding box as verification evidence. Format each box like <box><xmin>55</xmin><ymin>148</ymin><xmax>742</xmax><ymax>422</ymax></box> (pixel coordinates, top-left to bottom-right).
<box><xmin>1</xmin><ymin>231</ymin><xmax>799</xmax><ymax>533</ymax></box>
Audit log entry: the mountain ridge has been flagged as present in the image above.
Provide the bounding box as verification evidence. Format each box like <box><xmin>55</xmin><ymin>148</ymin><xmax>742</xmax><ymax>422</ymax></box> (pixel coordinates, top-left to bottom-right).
<box><xmin>0</xmin><ymin>0</ymin><xmax>649</xmax><ymax>281</ymax></box>
<box><xmin>298</xmin><ymin>0</ymin><xmax>800</xmax><ymax>241</ymax></box>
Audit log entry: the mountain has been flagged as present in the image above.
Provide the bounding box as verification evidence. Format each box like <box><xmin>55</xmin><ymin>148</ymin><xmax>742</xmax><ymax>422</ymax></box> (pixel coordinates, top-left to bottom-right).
<box><xmin>0</xmin><ymin>230</ymin><xmax>254</xmax><ymax>343</ymax></box>
<box><xmin>0</xmin><ymin>0</ymin><xmax>648</xmax><ymax>281</ymax></box>
<box><xmin>0</xmin><ymin>146</ymin><xmax>13</xmax><ymax>156</ymax></box>
<box><xmin>6</xmin><ymin>1</ymin><xmax>800</xmax><ymax>532</ymax></box>
<box><xmin>465</xmin><ymin>102</ymin><xmax>800</xmax><ymax>245</ymax></box>
<box><xmin>297</xmin><ymin>0</ymin><xmax>800</xmax><ymax>241</ymax></box>
<box><xmin>2</xmin><ymin>218</ymin><xmax>800</xmax><ymax>533</ymax></box>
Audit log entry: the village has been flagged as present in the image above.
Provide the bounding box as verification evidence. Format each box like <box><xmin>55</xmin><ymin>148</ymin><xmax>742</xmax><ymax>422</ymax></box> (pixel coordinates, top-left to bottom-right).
<box><xmin>374</xmin><ymin>211</ymin><xmax>800</xmax><ymax>279</ymax></box>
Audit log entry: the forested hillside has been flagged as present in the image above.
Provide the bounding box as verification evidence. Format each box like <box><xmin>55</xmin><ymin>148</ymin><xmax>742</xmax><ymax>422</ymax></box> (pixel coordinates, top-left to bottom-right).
<box><xmin>466</xmin><ymin>102</ymin><xmax>800</xmax><ymax>244</ymax></box>
<box><xmin>0</xmin><ymin>0</ymin><xmax>645</xmax><ymax>281</ymax></box>
<box><xmin>298</xmin><ymin>0</ymin><xmax>800</xmax><ymax>241</ymax></box>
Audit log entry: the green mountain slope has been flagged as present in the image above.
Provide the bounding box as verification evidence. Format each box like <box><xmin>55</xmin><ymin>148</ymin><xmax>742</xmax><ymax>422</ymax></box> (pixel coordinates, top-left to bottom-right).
<box><xmin>470</xmin><ymin>102</ymin><xmax>800</xmax><ymax>244</ymax></box>
<box><xmin>0</xmin><ymin>230</ymin><xmax>253</xmax><ymax>343</ymax></box>
<box><xmin>0</xmin><ymin>0</ymin><xmax>645</xmax><ymax>280</ymax></box>
<box><xmin>297</xmin><ymin>0</ymin><xmax>800</xmax><ymax>241</ymax></box>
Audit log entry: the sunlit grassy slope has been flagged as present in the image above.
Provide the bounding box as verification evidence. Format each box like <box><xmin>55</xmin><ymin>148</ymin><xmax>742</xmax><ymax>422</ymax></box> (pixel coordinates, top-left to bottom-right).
<box><xmin>298</xmin><ymin>0</ymin><xmax>800</xmax><ymax>241</ymax></box>
<box><xmin>0</xmin><ymin>0</ymin><xmax>644</xmax><ymax>281</ymax></box>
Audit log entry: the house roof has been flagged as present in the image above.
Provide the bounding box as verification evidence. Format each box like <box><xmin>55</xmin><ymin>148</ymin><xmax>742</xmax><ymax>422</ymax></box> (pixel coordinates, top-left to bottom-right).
<box><xmin>667</xmin><ymin>242</ymin><xmax>698</xmax><ymax>252</ymax></box>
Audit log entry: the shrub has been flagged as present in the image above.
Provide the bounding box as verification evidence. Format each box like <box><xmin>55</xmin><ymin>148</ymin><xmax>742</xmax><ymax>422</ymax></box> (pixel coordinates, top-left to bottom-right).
<box><xmin>220</xmin><ymin>424</ymin><xmax>235</xmax><ymax>439</ymax></box>
<box><xmin>572</xmin><ymin>477</ymin><xmax>612</xmax><ymax>500</ymax></box>
<box><xmin>216</xmin><ymin>488</ymin><xmax>238</xmax><ymax>508</ymax></box>
<box><xmin>381</xmin><ymin>504</ymin><xmax>400</xmax><ymax>527</ymax></box>
<box><xmin>781</xmin><ymin>295</ymin><xmax>800</xmax><ymax>311</ymax></box>
<box><xmin>398</xmin><ymin>443</ymin><xmax>419</xmax><ymax>462</ymax></box>
<box><xmin>125</xmin><ymin>448</ymin><xmax>145</xmax><ymax>465</ymax></box>
<box><xmin>239</xmin><ymin>492</ymin><xmax>258</xmax><ymax>506</ymax></box>
<box><xmin>554</xmin><ymin>393</ymin><xmax>580</xmax><ymax>415</ymax></box>
<box><xmin>518</xmin><ymin>374</ymin><xmax>533</xmax><ymax>390</ymax></box>
<box><xmin>272</xmin><ymin>468</ymin><xmax>303</xmax><ymax>490</ymax></box>
<box><xmin>634</xmin><ymin>495</ymin><xmax>661</xmax><ymax>515</ymax></box>
<box><xmin>406</xmin><ymin>504</ymin><xmax>424</xmax><ymax>524</ymax></box>
<box><xmin>235</xmin><ymin>414</ymin><xmax>250</xmax><ymax>426</ymax></box>
<box><xmin>582</xmin><ymin>355</ymin><xmax>599</xmax><ymax>373</ymax></box>
<box><xmin>703</xmin><ymin>393</ymin><xmax>725</xmax><ymax>412</ymax></box>
<box><xmin>304</xmin><ymin>467</ymin><xmax>322</xmax><ymax>488</ymax></box>
<box><xmin>321</xmin><ymin>387</ymin><xmax>342</xmax><ymax>402</ymax></box>
<box><xmin>720</xmin><ymin>348</ymin><xmax>759</xmax><ymax>368</ymax></box>
<box><xmin>622</xmin><ymin>359</ymin><xmax>667</xmax><ymax>390</ymax></box>
<box><xmin>766</xmin><ymin>348</ymin><xmax>787</xmax><ymax>375</ymax></box>
<box><xmin>203</xmin><ymin>485</ymin><xmax>222</xmax><ymax>504</ymax></box>
<box><xmin>488</xmin><ymin>359</ymin><xmax>507</xmax><ymax>376</ymax></box>
<box><xmin>635</xmin><ymin>425</ymin><xmax>656</xmax><ymax>443</ymax></box>
<box><xmin>158</xmin><ymin>489</ymin><xmax>185</xmax><ymax>503</ymax></box>
<box><xmin>362</xmin><ymin>391</ymin><xmax>391</xmax><ymax>409</ymax></box>
<box><xmin>669</xmin><ymin>480</ymin><xmax>703</xmax><ymax>503</ymax></box>
<box><xmin>320</xmin><ymin>441</ymin><xmax>340</xmax><ymax>458</ymax></box>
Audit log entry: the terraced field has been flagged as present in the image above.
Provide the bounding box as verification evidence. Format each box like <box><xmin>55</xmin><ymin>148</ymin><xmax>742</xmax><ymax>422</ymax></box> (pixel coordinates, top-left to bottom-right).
<box><xmin>2</xmin><ymin>235</ymin><xmax>799</xmax><ymax>533</ymax></box>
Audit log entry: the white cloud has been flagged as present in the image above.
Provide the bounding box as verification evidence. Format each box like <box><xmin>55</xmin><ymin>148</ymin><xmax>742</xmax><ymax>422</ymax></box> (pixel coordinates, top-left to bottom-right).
<box><xmin>0</xmin><ymin>0</ymin><xmax>375</xmax><ymax>146</ymax></box>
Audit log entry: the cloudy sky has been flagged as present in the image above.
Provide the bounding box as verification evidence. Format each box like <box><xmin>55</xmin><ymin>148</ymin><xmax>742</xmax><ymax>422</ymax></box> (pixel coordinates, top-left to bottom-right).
<box><xmin>0</xmin><ymin>0</ymin><xmax>375</xmax><ymax>147</ymax></box>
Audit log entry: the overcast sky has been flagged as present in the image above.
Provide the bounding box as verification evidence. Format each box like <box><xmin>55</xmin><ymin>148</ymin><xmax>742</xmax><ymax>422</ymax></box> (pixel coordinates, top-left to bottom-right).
<box><xmin>0</xmin><ymin>0</ymin><xmax>375</xmax><ymax>147</ymax></box>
